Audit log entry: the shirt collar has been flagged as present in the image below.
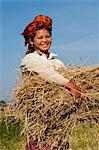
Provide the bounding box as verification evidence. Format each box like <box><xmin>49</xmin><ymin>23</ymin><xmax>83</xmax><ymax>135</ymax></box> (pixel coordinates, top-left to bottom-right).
<box><xmin>48</xmin><ymin>52</ymin><xmax>58</xmax><ymax>59</ymax></box>
<box><xmin>34</xmin><ymin>51</ymin><xmax>58</xmax><ymax>59</ymax></box>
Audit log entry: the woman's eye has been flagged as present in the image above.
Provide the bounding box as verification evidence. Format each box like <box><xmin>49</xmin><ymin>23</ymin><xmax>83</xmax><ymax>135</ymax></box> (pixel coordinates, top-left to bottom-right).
<box><xmin>46</xmin><ymin>35</ymin><xmax>50</xmax><ymax>38</ymax></box>
<box><xmin>37</xmin><ymin>36</ymin><xmax>43</xmax><ymax>39</ymax></box>
<box><xmin>37</xmin><ymin>35</ymin><xmax>51</xmax><ymax>39</ymax></box>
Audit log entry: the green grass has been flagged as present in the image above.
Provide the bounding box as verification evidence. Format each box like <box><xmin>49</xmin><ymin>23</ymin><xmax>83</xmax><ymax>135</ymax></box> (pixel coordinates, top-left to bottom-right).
<box><xmin>0</xmin><ymin>115</ymin><xmax>98</xmax><ymax>150</ymax></box>
<box><xmin>70</xmin><ymin>123</ymin><xmax>99</xmax><ymax>150</ymax></box>
<box><xmin>0</xmin><ymin>116</ymin><xmax>26</xmax><ymax>150</ymax></box>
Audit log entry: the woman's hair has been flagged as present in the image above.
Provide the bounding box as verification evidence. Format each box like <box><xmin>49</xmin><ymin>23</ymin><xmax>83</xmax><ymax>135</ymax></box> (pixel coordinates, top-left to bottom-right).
<box><xmin>21</xmin><ymin>15</ymin><xmax>52</xmax><ymax>55</ymax></box>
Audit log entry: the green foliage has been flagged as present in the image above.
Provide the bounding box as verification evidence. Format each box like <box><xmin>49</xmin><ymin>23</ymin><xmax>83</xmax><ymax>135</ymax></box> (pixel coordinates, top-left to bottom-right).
<box><xmin>0</xmin><ymin>116</ymin><xmax>26</xmax><ymax>150</ymax></box>
<box><xmin>0</xmin><ymin>115</ymin><xmax>98</xmax><ymax>150</ymax></box>
<box><xmin>70</xmin><ymin>123</ymin><xmax>99</xmax><ymax>150</ymax></box>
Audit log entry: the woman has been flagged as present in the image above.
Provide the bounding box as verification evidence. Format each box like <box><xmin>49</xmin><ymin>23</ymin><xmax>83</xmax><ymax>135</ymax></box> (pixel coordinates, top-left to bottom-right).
<box><xmin>21</xmin><ymin>15</ymin><xmax>81</xmax><ymax>150</ymax></box>
<box><xmin>21</xmin><ymin>15</ymin><xmax>81</xmax><ymax>99</ymax></box>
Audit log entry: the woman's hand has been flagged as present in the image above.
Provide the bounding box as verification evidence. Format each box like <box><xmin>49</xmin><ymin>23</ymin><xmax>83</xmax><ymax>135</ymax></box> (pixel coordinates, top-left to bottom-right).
<box><xmin>66</xmin><ymin>81</ymin><xmax>81</xmax><ymax>99</ymax></box>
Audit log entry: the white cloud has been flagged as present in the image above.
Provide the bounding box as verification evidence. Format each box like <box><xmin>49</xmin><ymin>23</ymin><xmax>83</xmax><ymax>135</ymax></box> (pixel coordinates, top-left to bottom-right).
<box><xmin>53</xmin><ymin>33</ymin><xmax>99</xmax><ymax>51</ymax></box>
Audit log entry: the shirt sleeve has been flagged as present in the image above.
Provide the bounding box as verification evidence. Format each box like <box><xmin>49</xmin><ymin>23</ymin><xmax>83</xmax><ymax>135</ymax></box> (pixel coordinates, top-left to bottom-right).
<box><xmin>49</xmin><ymin>59</ymin><xmax>65</xmax><ymax>71</ymax></box>
<box><xmin>21</xmin><ymin>53</ymin><xmax>69</xmax><ymax>85</ymax></box>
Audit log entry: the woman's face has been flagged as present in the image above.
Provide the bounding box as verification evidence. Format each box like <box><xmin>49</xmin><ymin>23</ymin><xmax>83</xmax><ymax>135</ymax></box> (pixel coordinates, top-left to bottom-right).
<box><xmin>33</xmin><ymin>28</ymin><xmax>52</xmax><ymax>53</ymax></box>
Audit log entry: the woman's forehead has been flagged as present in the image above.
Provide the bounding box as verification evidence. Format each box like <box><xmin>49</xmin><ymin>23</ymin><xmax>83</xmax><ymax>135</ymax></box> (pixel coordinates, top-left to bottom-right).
<box><xmin>35</xmin><ymin>28</ymin><xmax>51</xmax><ymax>36</ymax></box>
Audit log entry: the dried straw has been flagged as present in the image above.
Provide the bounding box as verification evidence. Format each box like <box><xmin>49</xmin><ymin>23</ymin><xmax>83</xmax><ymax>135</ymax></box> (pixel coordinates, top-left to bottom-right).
<box><xmin>11</xmin><ymin>66</ymin><xmax>99</xmax><ymax>148</ymax></box>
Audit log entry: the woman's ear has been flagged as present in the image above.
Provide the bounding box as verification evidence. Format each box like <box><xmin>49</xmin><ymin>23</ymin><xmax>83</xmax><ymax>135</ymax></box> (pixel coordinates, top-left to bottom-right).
<box><xmin>29</xmin><ymin>37</ymin><xmax>33</xmax><ymax>45</ymax></box>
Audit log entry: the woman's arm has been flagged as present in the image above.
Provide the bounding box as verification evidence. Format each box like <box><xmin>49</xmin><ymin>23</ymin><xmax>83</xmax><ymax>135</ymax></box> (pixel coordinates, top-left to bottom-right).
<box><xmin>21</xmin><ymin>53</ymin><xmax>81</xmax><ymax>99</ymax></box>
<box><xmin>21</xmin><ymin>53</ymin><xmax>69</xmax><ymax>85</ymax></box>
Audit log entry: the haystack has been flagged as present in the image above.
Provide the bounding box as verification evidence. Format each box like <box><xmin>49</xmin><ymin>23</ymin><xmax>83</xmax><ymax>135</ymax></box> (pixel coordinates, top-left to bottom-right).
<box><xmin>12</xmin><ymin>66</ymin><xmax>99</xmax><ymax>148</ymax></box>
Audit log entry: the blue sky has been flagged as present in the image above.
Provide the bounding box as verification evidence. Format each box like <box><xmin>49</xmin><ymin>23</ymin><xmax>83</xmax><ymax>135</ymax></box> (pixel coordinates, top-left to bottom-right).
<box><xmin>0</xmin><ymin>0</ymin><xmax>99</xmax><ymax>100</ymax></box>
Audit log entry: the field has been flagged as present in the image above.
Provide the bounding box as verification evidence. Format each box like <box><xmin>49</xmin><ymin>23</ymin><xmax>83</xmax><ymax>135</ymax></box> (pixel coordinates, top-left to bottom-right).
<box><xmin>0</xmin><ymin>114</ymin><xmax>98</xmax><ymax>150</ymax></box>
<box><xmin>0</xmin><ymin>66</ymin><xmax>99</xmax><ymax>149</ymax></box>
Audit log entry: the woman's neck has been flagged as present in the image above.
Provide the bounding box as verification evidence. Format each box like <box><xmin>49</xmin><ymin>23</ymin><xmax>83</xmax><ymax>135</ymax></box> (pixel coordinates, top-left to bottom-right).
<box><xmin>36</xmin><ymin>50</ymin><xmax>49</xmax><ymax>58</ymax></box>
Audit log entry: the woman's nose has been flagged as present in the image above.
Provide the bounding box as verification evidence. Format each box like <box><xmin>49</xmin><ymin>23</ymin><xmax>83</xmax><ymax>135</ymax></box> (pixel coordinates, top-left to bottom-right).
<box><xmin>42</xmin><ymin>37</ymin><xmax>47</xmax><ymax>42</ymax></box>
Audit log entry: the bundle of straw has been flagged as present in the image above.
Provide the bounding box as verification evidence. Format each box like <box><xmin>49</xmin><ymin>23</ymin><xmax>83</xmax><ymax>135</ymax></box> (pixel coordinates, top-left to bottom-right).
<box><xmin>12</xmin><ymin>66</ymin><xmax>99</xmax><ymax>149</ymax></box>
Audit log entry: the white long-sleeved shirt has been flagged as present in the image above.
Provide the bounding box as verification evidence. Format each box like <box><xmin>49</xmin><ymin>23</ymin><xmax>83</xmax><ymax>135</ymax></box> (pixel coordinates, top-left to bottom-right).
<box><xmin>21</xmin><ymin>51</ymin><xmax>69</xmax><ymax>85</ymax></box>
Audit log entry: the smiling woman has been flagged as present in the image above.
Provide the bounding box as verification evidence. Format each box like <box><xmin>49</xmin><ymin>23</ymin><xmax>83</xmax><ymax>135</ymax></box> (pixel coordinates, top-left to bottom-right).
<box><xmin>33</xmin><ymin>28</ymin><xmax>52</xmax><ymax>56</ymax></box>
<box><xmin>21</xmin><ymin>15</ymin><xmax>52</xmax><ymax>56</ymax></box>
<box><xmin>21</xmin><ymin>14</ymin><xmax>82</xmax><ymax>150</ymax></box>
<box><xmin>21</xmin><ymin>15</ymin><xmax>82</xmax><ymax>99</ymax></box>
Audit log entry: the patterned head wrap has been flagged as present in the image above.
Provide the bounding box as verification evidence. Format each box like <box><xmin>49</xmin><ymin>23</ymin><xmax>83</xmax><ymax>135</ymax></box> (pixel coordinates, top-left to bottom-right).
<box><xmin>21</xmin><ymin>15</ymin><xmax>52</xmax><ymax>37</ymax></box>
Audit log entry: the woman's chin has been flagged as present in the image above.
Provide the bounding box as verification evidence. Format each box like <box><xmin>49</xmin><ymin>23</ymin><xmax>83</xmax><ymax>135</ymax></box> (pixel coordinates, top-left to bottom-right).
<box><xmin>40</xmin><ymin>48</ymin><xmax>49</xmax><ymax>53</ymax></box>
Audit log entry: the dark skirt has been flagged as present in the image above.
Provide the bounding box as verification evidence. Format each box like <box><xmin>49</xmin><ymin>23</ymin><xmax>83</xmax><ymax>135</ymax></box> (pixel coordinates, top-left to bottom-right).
<box><xmin>26</xmin><ymin>137</ymin><xmax>69</xmax><ymax>150</ymax></box>
<box><xmin>26</xmin><ymin>137</ymin><xmax>51</xmax><ymax>150</ymax></box>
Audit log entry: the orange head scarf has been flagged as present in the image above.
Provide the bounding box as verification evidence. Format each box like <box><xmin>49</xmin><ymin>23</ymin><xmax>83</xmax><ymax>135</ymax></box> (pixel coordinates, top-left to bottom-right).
<box><xmin>21</xmin><ymin>15</ymin><xmax>52</xmax><ymax>37</ymax></box>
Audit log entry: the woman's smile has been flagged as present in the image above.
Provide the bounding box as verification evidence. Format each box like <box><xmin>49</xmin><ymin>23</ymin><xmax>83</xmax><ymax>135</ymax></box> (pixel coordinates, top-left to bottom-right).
<box><xmin>33</xmin><ymin>28</ymin><xmax>52</xmax><ymax>53</ymax></box>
